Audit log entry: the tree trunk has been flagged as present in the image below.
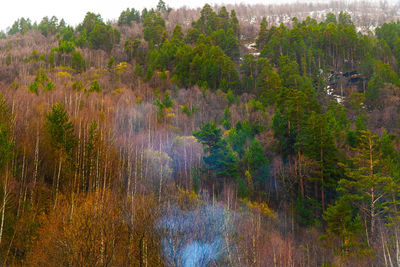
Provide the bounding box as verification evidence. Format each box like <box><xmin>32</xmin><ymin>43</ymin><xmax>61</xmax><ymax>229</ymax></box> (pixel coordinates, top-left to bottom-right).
<box><xmin>54</xmin><ymin>158</ymin><xmax>62</xmax><ymax>210</ymax></box>
<box><xmin>298</xmin><ymin>151</ymin><xmax>304</xmax><ymax>197</ymax></box>
<box><xmin>0</xmin><ymin>169</ymin><xmax>9</xmax><ymax>246</ymax></box>
<box><xmin>31</xmin><ymin>127</ymin><xmax>40</xmax><ymax>205</ymax></box>
<box><xmin>320</xmin><ymin>126</ymin><xmax>325</xmax><ymax>212</ymax></box>
<box><xmin>369</xmin><ymin>134</ymin><xmax>375</xmax><ymax>237</ymax></box>
<box><xmin>371</xmin><ymin>186</ymin><xmax>375</xmax><ymax>236</ymax></box>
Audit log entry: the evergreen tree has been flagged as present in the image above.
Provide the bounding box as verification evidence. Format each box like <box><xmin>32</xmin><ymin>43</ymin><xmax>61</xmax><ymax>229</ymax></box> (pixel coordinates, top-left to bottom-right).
<box><xmin>240</xmin><ymin>54</ymin><xmax>257</xmax><ymax>93</ymax></box>
<box><xmin>230</xmin><ymin>10</ymin><xmax>240</xmax><ymax>39</ymax></box>
<box><xmin>323</xmin><ymin>198</ymin><xmax>366</xmax><ymax>257</ymax></box>
<box><xmin>143</xmin><ymin>11</ymin><xmax>166</xmax><ymax>47</ymax></box>
<box><xmin>71</xmin><ymin>50</ymin><xmax>85</xmax><ymax>71</ymax></box>
<box><xmin>107</xmin><ymin>56</ymin><xmax>116</xmax><ymax>69</ymax></box>
<box><xmin>302</xmin><ymin>112</ymin><xmax>340</xmax><ymax>212</ymax></box>
<box><xmin>118</xmin><ymin>8</ymin><xmax>141</xmax><ymax>25</ymax></box>
<box><xmin>338</xmin><ymin>130</ymin><xmax>394</xmax><ymax>238</ymax></box>
<box><xmin>338</xmin><ymin>11</ymin><xmax>354</xmax><ymax>26</ymax></box>
<box><xmin>256</xmin><ymin>17</ymin><xmax>268</xmax><ymax>49</ymax></box>
<box><xmin>193</xmin><ymin>122</ymin><xmax>239</xmax><ymax>189</ymax></box>
<box><xmin>45</xmin><ymin>102</ymin><xmax>76</xmax><ymax>157</ymax></box>
<box><xmin>325</xmin><ymin>12</ymin><xmax>337</xmax><ymax>25</ymax></box>
<box><xmin>89</xmin><ymin>80</ymin><xmax>101</xmax><ymax>93</ymax></box>
<box><xmin>0</xmin><ymin>94</ymin><xmax>13</xmax><ymax>171</ymax></box>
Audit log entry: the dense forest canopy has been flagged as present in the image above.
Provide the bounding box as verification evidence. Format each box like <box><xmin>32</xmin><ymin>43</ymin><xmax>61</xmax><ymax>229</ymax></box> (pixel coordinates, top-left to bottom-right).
<box><xmin>0</xmin><ymin>0</ymin><xmax>400</xmax><ymax>265</ymax></box>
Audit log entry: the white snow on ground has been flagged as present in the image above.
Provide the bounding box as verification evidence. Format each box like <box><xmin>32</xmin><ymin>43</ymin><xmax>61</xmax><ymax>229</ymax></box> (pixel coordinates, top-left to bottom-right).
<box><xmin>245</xmin><ymin>42</ymin><xmax>257</xmax><ymax>50</ymax></box>
<box><xmin>326</xmin><ymin>86</ymin><xmax>345</xmax><ymax>104</ymax></box>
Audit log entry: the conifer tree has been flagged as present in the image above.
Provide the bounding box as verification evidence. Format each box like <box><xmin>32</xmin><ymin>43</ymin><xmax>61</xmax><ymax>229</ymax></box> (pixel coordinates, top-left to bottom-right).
<box><xmin>45</xmin><ymin>102</ymin><xmax>76</xmax><ymax>159</ymax></box>
<box><xmin>256</xmin><ymin>17</ymin><xmax>268</xmax><ymax>49</ymax></box>
<box><xmin>193</xmin><ymin>122</ymin><xmax>239</xmax><ymax>189</ymax></box>
<box><xmin>0</xmin><ymin>94</ymin><xmax>13</xmax><ymax>172</ymax></box>
<box><xmin>338</xmin><ymin>130</ymin><xmax>394</xmax><ymax>238</ymax></box>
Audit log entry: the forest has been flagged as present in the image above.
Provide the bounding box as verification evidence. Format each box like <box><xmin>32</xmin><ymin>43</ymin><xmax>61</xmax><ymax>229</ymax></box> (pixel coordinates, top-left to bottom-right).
<box><xmin>0</xmin><ymin>0</ymin><xmax>400</xmax><ymax>266</ymax></box>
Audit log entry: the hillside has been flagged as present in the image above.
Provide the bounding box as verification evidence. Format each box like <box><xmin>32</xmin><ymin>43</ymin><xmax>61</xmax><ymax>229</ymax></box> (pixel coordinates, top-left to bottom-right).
<box><xmin>0</xmin><ymin>1</ymin><xmax>400</xmax><ymax>266</ymax></box>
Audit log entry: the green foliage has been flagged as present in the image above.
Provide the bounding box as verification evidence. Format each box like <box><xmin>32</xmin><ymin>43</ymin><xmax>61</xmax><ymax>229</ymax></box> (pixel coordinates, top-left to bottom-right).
<box><xmin>185</xmin><ymin>28</ymin><xmax>201</xmax><ymax>44</ymax></box>
<box><xmin>210</xmin><ymin>28</ymin><xmax>240</xmax><ymax>60</ymax></box>
<box><xmin>191</xmin><ymin>5</ymin><xmax>240</xmax><ymax>60</ymax></box>
<box><xmin>230</xmin><ymin>10</ymin><xmax>240</xmax><ymax>39</ymax></box>
<box><xmin>229</xmin><ymin>121</ymin><xmax>267</xmax><ymax>193</ymax></box>
<box><xmin>29</xmin><ymin>69</ymin><xmax>55</xmax><ymax>94</ymax></box>
<box><xmin>8</xmin><ymin>17</ymin><xmax>33</xmax><ymax>35</ymax></box>
<box><xmin>225</xmin><ymin>90</ymin><xmax>238</xmax><ymax>106</ymax></box>
<box><xmin>278</xmin><ymin>55</ymin><xmax>300</xmax><ymax>88</ymax></box>
<box><xmin>220</xmin><ymin>106</ymin><xmax>232</xmax><ymax>130</ymax></box>
<box><xmin>58</xmin><ymin>26</ymin><xmax>75</xmax><ymax>42</ymax></box>
<box><xmin>323</xmin><ymin>197</ymin><xmax>364</xmax><ymax>254</ymax></box>
<box><xmin>338</xmin><ymin>130</ymin><xmax>394</xmax><ymax>236</ymax></box>
<box><xmin>89</xmin><ymin>24</ymin><xmax>120</xmax><ymax>52</ymax></box>
<box><xmin>77</xmin><ymin>12</ymin><xmax>103</xmax><ymax>34</ymax></box>
<box><xmin>75</xmin><ymin>29</ymin><xmax>88</xmax><ymax>47</ymax></box>
<box><xmin>72</xmin><ymin>80</ymin><xmax>84</xmax><ymax>91</ymax></box>
<box><xmin>296</xmin><ymin>195</ymin><xmax>321</xmax><ymax>226</ymax></box>
<box><xmin>243</xmin><ymin>136</ymin><xmax>267</xmax><ymax>165</ymax></box>
<box><xmin>157</xmin><ymin>0</ymin><xmax>168</xmax><ymax>12</ymax></box>
<box><xmin>359</xmin><ymin>53</ymin><xmax>374</xmax><ymax>81</ymax></box>
<box><xmin>376</xmin><ymin>21</ymin><xmax>400</xmax><ymax>71</ymax></box>
<box><xmin>193</xmin><ymin>4</ymin><xmax>217</xmax><ymax>35</ymax></box>
<box><xmin>256</xmin><ymin>17</ymin><xmax>268</xmax><ymax>49</ymax></box>
<box><xmin>23</xmin><ymin>49</ymin><xmax>45</xmax><ymax>63</ymax></box>
<box><xmin>140</xmin><ymin>6</ymin><xmax>241</xmax><ymax>92</ymax></box>
<box><xmin>181</xmin><ymin>104</ymin><xmax>198</xmax><ymax>117</ymax></box>
<box><xmin>58</xmin><ymin>40</ymin><xmax>75</xmax><ymax>54</ymax></box>
<box><xmin>45</xmin><ymin>102</ymin><xmax>76</xmax><ymax>156</ymax></box>
<box><xmin>89</xmin><ymin>80</ymin><xmax>101</xmax><ymax>93</ymax></box>
<box><xmin>272</xmin><ymin>108</ymin><xmax>294</xmax><ymax>157</ymax></box>
<box><xmin>272</xmin><ymin>84</ymin><xmax>318</xmax><ymax>158</ymax></box>
<box><xmin>365</xmin><ymin>60</ymin><xmax>400</xmax><ymax>109</ymax></box>
<box><xmin>240</xmin><ymin>54</ymin><xmax>257</xmax><ymax>93</ymax></box>
<box><xmin>134</xmin><ymin>64</ymin><xmax>144</xmax><ymax>78</ymax></box>
<box><xmin>338</xmin><ymin>11</ymin><xmax>354</xmax><ymax>26</ymax></box>
<box><xmin>49</xmin><ymin>48</ymin><xmax>56</xmax><ymax>67</ymax></box>
<box><xmin>49</xmin><ymin>40</ymin><xmax>82</xmax><ymax>69</ymax></box>
<box><xmin>85</xmin><ymin>120</ymin><xmax>100</xmax><ymax>181</ymax></box>
<box><xmin>143</xmin><ymin>11</ymin><xmax>166</xmax><ymax>47</ymax></box>
<box><xmin>45</xmin><ymin>81</ymin><xmax>56</xmax><ymax>91</ymax></box>
<box><xmin>124</xmin><ymin>38</ymin><xmax>141</xmax><ymax>60</ymax></box>
<box><xmin>194</xmin><ymin>119</ymin><xmax>268</xmax><ymax>198</ymax></box>
<box><xmin>243</xmin><ymin>138</ymin><xmax>269</xmax><ymax>190</ymax></box>
<box><xmin>301</xmin><ymin>112</ymin><xmax>341</xmax><ymax>208</ymax></box>
<box><xmin>192</xmin><ymin>169</ymin><xmax>200</xmax><ymax>193</ymax></box>
<box><xmin>193</xmin><ymin>121</ymin><xmax>239</xmax><ymax>188</ymax></box>
<box><xmin>174</xmin><ymin>40</ymin><xmax>239</xmax><ymax>91</ymax></box>
<box><xmin>257</xmin><ymin>62</ymin><xmax>282</xmax><ymax>105</ymax></box>
<box><xmin>118</xmin><ymin>8</ymin><xmax>141</xmax><ymax>26</ymax></box>
<box><xmin>171</xmin><ymin>25</ymin><xmax>184</xmax><ymax>43</ymax></box>
<box><xmin>107</xmin><ymin>56</ymin><xmax>116</xmax><ymax>69</ymax></box>
<box><xmin>227</xmin><ymin>121</ymin><xmax>262</xmax><ymax>156</ymax></box>
<box><xmin>0</xmin><ymin>94</ymin><xmax>13</xmax><ymax>171</ymax></box>
<box><xmin>256</xmin><ymin>14</ymin><xmax>361</xmax><ymax>82</ymax></box>
<box><xmin>5</xmin><ymin>53</ymin><xmax>11</xmax><ymax>66</ymax></box>
<box><xmin>162</xmin><ymin>90</ymin><xmax>173</xmax><ymax>108</ymax></box>
<box><xmin>325</xmin><ymin>12</ymin><xmax>337</xmax><ymax>24</ymax></box>
<box><xmin>71</xmin><ymin>50</ymin><xmax>85</xmax><ymax>71</ymax></box>
<box><xmin>38</xmin><ymin>16</ymin><xmax>60</xmax><ymax>37</ymax></box>
<box><xmin>76</xmin><ymin>12</ymin><xmax>120</xmax><ymax>52</ymax></box>
<box><xmin>154</xmin><ymin>90</ymin><xmax>173</xmax><ymax>119</ymax></box>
